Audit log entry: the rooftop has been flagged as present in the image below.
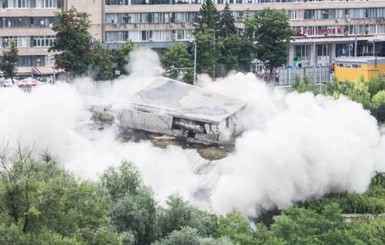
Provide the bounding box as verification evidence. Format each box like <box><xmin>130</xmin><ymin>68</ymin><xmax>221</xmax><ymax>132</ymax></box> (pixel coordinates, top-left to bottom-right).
<box><xmin>335</xmin><ymin>56</ymin><xmax>385</xmax><ymax>64</ymax></box>
<box><xmin>130</xmin><ymin>77</ymin><xmax>247</xmax><ymax>123</ymax></box>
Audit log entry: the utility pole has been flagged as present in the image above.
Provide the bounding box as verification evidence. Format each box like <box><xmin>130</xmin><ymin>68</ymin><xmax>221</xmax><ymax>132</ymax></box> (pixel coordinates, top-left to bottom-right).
<box><xmin>189</xmin><ymin>39</ymin><xmax>197</xmax><ymax>86</ymax></box>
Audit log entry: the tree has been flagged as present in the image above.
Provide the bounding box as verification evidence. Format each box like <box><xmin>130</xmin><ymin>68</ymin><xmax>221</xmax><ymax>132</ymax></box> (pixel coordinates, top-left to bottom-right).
<box><xmin>351</xmin><ymin>216</ymin><xmax>385</xmax><ymax>245</ymax></box>
<box><xmin>0</xmin><ymin>41</ymin><xmax>19</xmax><ymax>84</ymax></box>
<box><xmin>101</xmin><ymin>161</ymin><xmax>158</xmax><ymax>245</ymax></box>
<box><xmin>160</xmin><ymin>43</ymin><xmax>193</xmax><ymax>83</ymax></box>
<box><xmin>113</xmin><ymin>41</ymin><xmax>136</xmax><ymax>77</ymax></box>
<box><xmin>152</xmin><ymin>227</ymin><xmax>201</xmax><ymax>245</ymax></box>
<box><xmin>157</xmin><ymin>195</ymin><xmax>217</xmax><ymax>238</ymax></box>
<box><xmin>269</xmin><ymin>204</ymin><xmax>364</xmax><ymax>245</ymax></box>
<box><xmin>152</xmin><ymin>227</ymin><xmax>234</xmax><ymax>245</ymax></box>
<box><xmin>254</xmin><ymin>8</ymin><xmax>293</xmax><ymax>79</ymax></box>
<box><xmin>367</xmin><ymin>76</ymin><xmax>385</xmax><ymax>97</ymax></box>
<box><xmin>0</xmin><ymin>146</ymin><xmax>120</xmax><ymax>244</ymax></box>
<box><xmin>218</xmin><ymin>2</ymin><xmax>236</xmax><ymax>38</ymax></box>
<box><xmin>219</xmin><ymin>35</ymin><xmax>254</xmax><ymax>74</ymax></box>
<box><xmin>92</xmin><ymin>42</ymin><xmax>113</xmax><ymax>81</ymax></box>
<box><xmin>216</xmin><ymin>211</ymin><xmax>259</xmax><ymax>245</ymax></box>
<box><xmin>196</xmin><ymin>0</ymin><xmax>220</xmax><ymax>32</ymax></box>
<box><xmin>194</xmin><ymin>28</ymin><xmax>222</xmax><ymax>78</ymax></box>
<box><xmin>243</xmin><ymin>10</ymin><xmax>257</xmax><ymax>41</ymax></box>
<box><xmin>49</xmin><ymin>6</ymin><xmax>93</xmax><ymax>78</ymax></box>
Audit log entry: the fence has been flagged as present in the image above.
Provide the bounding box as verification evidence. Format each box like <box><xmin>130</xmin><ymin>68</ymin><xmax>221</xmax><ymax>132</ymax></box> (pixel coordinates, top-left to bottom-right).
<box><xmin>278</xmin><ymin>65</ymin><xmax>332</xmax><ymax>86</ymax></box>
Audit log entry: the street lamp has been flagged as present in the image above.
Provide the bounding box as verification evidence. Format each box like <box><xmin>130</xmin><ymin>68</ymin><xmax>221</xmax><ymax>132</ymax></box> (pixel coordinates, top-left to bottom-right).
<box><xmin>190</xmin><ymin>39</ymin><xmax>197</xmax><ymax>86</ymax></box>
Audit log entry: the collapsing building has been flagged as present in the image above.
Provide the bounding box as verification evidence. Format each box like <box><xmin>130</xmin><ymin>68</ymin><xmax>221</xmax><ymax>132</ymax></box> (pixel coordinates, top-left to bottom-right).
<box><xmin>118</xmin><ymin>77</ymin><xmax>247</xmax><ymax>145</ymax></box>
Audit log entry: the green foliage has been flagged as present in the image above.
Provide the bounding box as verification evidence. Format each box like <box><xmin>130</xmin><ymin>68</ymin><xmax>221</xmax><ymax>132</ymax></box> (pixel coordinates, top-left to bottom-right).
<box><xmin>219</xmin><ymin>35</ymin><xmax>254</xmax><ymax>74</ymax></box>
<box><xmin>196</xmin><ymin>0</ymin><xmax>220</xmax><ymax>32</ymax></box>
<box><xmin>269</xmin><ymin>204</ymin><xmax>364</xmax><ymax>245</ymax></box>
<box><xmin>152</xmin><ymin>227</ymin><xmax>201</xmax><ymax>245</ymax></box>
<box><xmin>345</xmin><ymin>77</ymin><xmax>372</xmax><ymax>108</ymax></box>
<box><xmin>216</xmin><ymin>210</ymin><xmax>259</xmax><ymax>245</ymax></box>
<box><xmin>152</xmin><ymin>227</ymin><xmax>234</xmax><ymax>245</ymax></box>
<box><xmin>113</xmin><ymin>41</ymin><xmax>136</xmax><ymax>77</ymax></box>
<box><xmin>101</xmin><ymin>161</ymin><xmax>158</xmax><ymax>245</ymax></box>
<box><xmin>158</xmin><ymin>196</ymin><xmax>218</xmax><ymax>239</ymax></box>
<box><xmin>1</xmin><ymin>147</ymin><xmax>385</xmax><ymax>245</ymax></box>
<box><xmin>200</xmin><ymin>237</ymin><xmax>234</xmax><ymax>245</ymax></box>
<box><xmin>0</xmin><ymin>147</ymin><xmax>120</xmax><ymax>245</ymax></box>
<box><xmin>254</xmin><ymin>8</ymin><xmax>292</xmax><ymax>74</ymax></box>
<box><xmin>92</xmin><ymin>42</ymin><xmax>113</xmax><ymax>81</ymax></box>
<box><xmin>0</xmin><ymin>41</ymin><xmax>18</xmax><ymax>83</ymax></box>
<box><xmin>368</xmin><ymin>75</ymin><xmax>385</xmax><ymax>97</ymax></box>
<box><xmin>0</xmin><ymin>223</ymin><xmax>81</xmax><ymax>245</ymax></box>
<box><xmin>292</xmin><ymin>75</ymin><xmax>318</xmax><ymax>94</ymax></box>
<box><xmin>218</xmin><ymin>2</ymin><xmax>236</xmax><ymax>38</ymax></box>
<box><xmin>49</xmin><ymin>6</ymin><xmax>93</xmax><ymax>78</ymax></box>
<box><xmin>194</xmin><ymin>28</ymin><xmax>221</xmax><ymax>77</ymax></box>
<box><xmin>372</xmin><ymin>90</ymin><xmax>385</xmax><ymax>108</ymax></box>
<box><xmin>371</xmin><ymin>90</ymin><xmax>385</xmax><ymax>121</ymax></box>
<box><xmin>254</xmin><ymin>207</ymin><xmax>282</xmax><ymax>228</ymax></box>
<box><xmin>242</xmin><ymin>10</ymin><xmax>257</xmax><ymax>41</ymax></box>
<box><xmin>302</xmin><ymin>172</ymin><xmax>385</xmax><ymax>215</ymax></box>
<box><xmin>294</xmin><ymin>75</ymin><xmax>385</xmax><ymax>122</ymax></box>
<box><xmin>160</xmin><ymin>43</ymin><xmax>193</xmax><ymax>83</ymax></box>
<box><xmin>351</xmin><ymin>216</ymin><xmax>385</xmax><ymax>245</ymax></box>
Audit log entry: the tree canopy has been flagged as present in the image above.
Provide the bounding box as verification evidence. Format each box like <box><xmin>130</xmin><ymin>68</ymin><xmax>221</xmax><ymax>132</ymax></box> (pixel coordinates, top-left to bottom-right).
<box><xmin>49</xmin><ymin>6</ymin><xmax>93</xmax><ymax>78</ymax></box>
<box><xmin>0</xmin><ymin>147</ymin><xmax>120</xmax><ymax>244</ymax></box>
<box><xmin>1</xmin><ymin>144</ymin><xmax>385</xmax><ymax>244</ymax></box>
<box><xmin>196</xmin><ymin>0</ymin><xmax>220</xmax><ymax>32</ymax></box>
<box><xmin>253</xmin><ymin>8</ymin><xmax>293</xmax><ymax>76</ymax></box>
<box><xmin>92</xmin><ymin>42</ymin><xmax>113</xmax><ymax>81</ymax></box>
<box><xmin>293</xmin><ymin>75</ymin><xmax>385</xmax><ymax>122</ymax></box>
<box><xmin>160</xmin><ymin>43</ymin><xmax>193</xmax><ymax>83</ymax></box>
<box><xmin>0</xmin><ymin>41</ymin><xmax>19</xmax><ymax>83</ymax></box>
<box><xmin>218</xmin><ymin>2</ymin><xmax>237</xmax><ymax>38</ymax></box>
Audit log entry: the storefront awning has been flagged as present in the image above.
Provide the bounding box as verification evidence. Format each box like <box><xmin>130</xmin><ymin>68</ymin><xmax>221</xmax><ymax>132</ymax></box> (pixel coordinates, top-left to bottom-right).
<box><xmin>33</xmin><ymin>66</ymin><xmax>63</xmax><ymax>75</ymax></box>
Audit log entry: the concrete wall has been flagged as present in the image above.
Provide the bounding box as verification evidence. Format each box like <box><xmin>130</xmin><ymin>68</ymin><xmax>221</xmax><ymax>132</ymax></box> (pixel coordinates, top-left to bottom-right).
<box><xmin>66</xmin><ymin>0</ymin><xmax>104</xmax><ymax>41</ymax></box>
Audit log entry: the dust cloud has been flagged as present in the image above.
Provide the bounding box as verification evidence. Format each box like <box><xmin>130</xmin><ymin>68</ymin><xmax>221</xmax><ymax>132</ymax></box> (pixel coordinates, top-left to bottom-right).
<box><xmin>0</xmin><ymin>48</ymin><xmax>384</xmax><ymax>216</ymax></box>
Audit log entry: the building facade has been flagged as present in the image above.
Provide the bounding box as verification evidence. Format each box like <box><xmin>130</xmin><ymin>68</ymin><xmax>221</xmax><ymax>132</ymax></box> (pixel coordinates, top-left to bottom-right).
<box><xmin>1</xmin><ymin>0</ymin><xmax>385</xmax><ymax>77</ymax></box>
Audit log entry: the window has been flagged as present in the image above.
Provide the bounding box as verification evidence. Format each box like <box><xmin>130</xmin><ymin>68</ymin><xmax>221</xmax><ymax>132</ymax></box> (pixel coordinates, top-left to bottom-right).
<box><xmin>2</xmin><ymin>36</ymin><xmax>31</xmax><ymax>47</ymax></box>
<box><xmin>18</xmin><ymin>56</ymin><xmax>31</xmax><ymax>67</ymax></box>
<box><xmin>7</xmin><ymin>0</ymin><xmax>31</xmax><ymax>8</ymax></box>
<box><xmin>317</xmin><ymin>44</ymin><xmax>331</xmax><ymax>56</ymax></box>
<box><xmin>35</xmin><ymin>0</ymin><xmax>58</xmax><ymax>8</ymax></box>
<box><xmin>106</xmin><ymin>31</ymin><xmax>127</xmax><ymax>42</ymax></box>
<box><xmin>336</xmin><ymin>43</ymin><xmax>354</xmax><ymax>57</ymax></box>
<box><xmin>32</xmin><ymin>36</ymin><xmax>55</xmax><ymax>47</ymax></box>
<box><xmin>304</xmin><ymin>10</ymin><xmax>315</xmax><ymax>20</ymax></box>
<box><xmin>294</xmin><ymin>45</ymin><xmax>310</xmax><ymax>58</ymax></box>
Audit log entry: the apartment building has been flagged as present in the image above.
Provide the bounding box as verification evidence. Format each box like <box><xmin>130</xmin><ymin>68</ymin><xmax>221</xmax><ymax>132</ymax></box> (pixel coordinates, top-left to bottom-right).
<box><xmin>1</xmin><ymin>0</ymin><xmax>385</xmax><ymax>77</ymax></box>
<box><xmin>0</xmin><ymin>0</ymin><xmax>63</xmax><ymax>78</ymax></box>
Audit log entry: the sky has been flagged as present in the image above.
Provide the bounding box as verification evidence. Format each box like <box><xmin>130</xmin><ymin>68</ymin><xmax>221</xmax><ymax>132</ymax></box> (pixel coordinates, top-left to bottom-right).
<box><xmin>1</xmin><ymin>48</ymin><xmax>384</xmax><ymax>217</ymax></box>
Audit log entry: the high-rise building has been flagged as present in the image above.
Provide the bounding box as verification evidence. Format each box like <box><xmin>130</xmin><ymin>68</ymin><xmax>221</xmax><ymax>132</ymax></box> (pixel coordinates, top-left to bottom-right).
<box><xmin>1</xmin><ymin>0</ymin><xmax>385</xmax><ymax>77</ymax></box>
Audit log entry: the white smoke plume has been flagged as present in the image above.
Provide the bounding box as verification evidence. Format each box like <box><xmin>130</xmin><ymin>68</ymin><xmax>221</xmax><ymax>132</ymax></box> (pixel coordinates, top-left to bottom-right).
<box><xmin>204</xmin><ymin>73</ymin><xmax>384</xmax><ymax>215</ymax></box>
<box><xmin>0</xmin><ymin>48</ymin><xmax>384</xmax><ymax>217</ymax></box>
